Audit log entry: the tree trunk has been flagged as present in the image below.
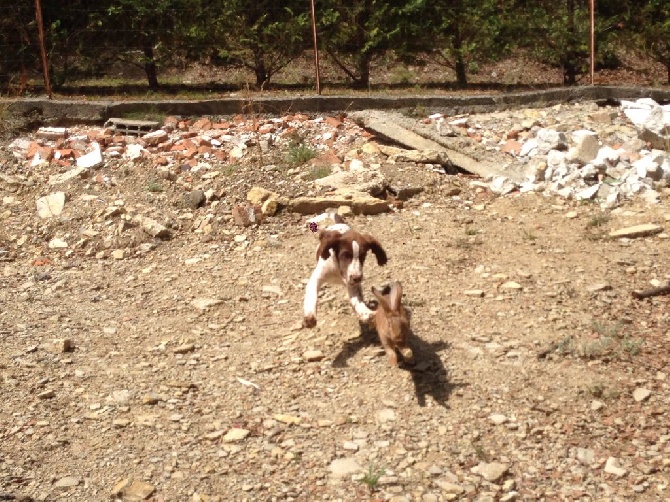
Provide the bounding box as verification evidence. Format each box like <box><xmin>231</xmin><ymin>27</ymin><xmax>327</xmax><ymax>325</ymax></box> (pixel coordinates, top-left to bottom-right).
<box><xmin>355</xmin><ymin>52</ymin><xmax>372</xmax><ymax>88</ymax></box>
<box><xmin>253</xmin><ymin>50</ymin><xmax>270</xmax><ymax>88</ymax></box>
<box><xmin>452</xmin><ymin>26</ymin><xmax>468</xmax><ymax>87</ymax></box>
<box><xmin>353</xmin><ymin>0</ymin><xmax>373</xmax><ymax>88</ymax></box>
<box><xmin>142</xmin><ymin>41</ymin><xmax>159</xmax><ymax>90</ymax></box>
<box><xmin>563</xmin><ymin>0</ymin><xmax>577</xmax><ymax>85</ymax></box>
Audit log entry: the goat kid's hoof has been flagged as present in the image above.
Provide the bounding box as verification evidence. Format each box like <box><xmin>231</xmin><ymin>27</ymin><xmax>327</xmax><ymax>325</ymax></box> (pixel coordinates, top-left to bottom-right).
<box><xmin>400</xmin><ymin>347</ymin><xmax>415</xmax><ymax>365</ymax></box>
<box><xmin>302</xmin><ymin>315</ymin><xmax>317</xmax><ymax>328</ymax></box>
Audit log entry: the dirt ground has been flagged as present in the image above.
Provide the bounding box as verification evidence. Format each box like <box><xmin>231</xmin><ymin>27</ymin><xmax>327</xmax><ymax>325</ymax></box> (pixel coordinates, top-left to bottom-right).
<box><xmin>1</xmin><ymin>111</ymin><xmax>669</xmax><ymax>502</ymax></box>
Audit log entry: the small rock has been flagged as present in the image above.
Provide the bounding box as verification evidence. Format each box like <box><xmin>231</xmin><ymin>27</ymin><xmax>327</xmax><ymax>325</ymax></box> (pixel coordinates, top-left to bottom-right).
<box><xmin>223</xmin><ymin>428</ymin><xmax>250</xmax><ymax>442</ymax></box>
<box><xmin>471</xmin><ymin>461</ymin><xmax>509</xmax><ymax>482</ymax></box>
<box><xmin>37</xmin><ymin>390</ymin><xmax>55</xmax><ymax>399</ymax></box>
<box><xmin>36</xmin><ymin>192</ymin><xmax>66</xmax><ymax>218</ymax></box>
<box><xmin>111</xmin><ymin>479</ymin><xmax>155</xmax><ymax>501</ymax></box>
<box><xmin>111</xmin><ymin>249</ymin><xmax>125</xmax><ymax>260</ymax></box>
<box><xmin>489</xmin><ymin>414</ymin><xmax>508</xmax><ymax>425</ymax></box>
<box><xmin>576</xmin><ymin>447</ymin><xmax>595</xmax><ymax>465</ymax></box>
<box><xmin>303</xmin><ymin>350</ymin><xmax>324</xmax><ymax>362</ymax></box>
<box><xmin>54</xmin><ymin>476</ymin><xmax>80</xmax><ymax>489</ymax></box>
<box><xmin>604</xmin><ymin>456</ymin><xmax>627</xmax><ymax>477</ymax></box>
<box><xmin>464</xmin><ymin>289</ymin><xmax>485</xmax><ymax>297</ymax></box>
<box><xmin>191</xmin><ymin>298</ymin><xmax>224</xmax><ymax>310</ymax></box>
<box><xmin>184</xmin><ymin>190</ymin><xmax>206</xmax><ymax>209</ymax></box>
<box><xmin>133</xmin><ymin>214</ymin><xmax>171</xmax><ymax>239</ymax></box>
<box><xmin>434</xmin><ymin>479</ymin><xmax>465</xmax><ymax>495</ymax></box>
<box><xmin>274</xmin><ymin>414</ymin><xmax>301</xmax><ymax>425</ymax></box>
<box><xmin>633</xmin><ymin>387</ymin><xmax>651</xmax><ymax>402</ymax></box>
<box><xmin>590</xmin><ymin>400</ymin><xmax>605</xmax><ymax>411</ymax></box>
<box><xmin>500</xmin><ymin>281</ymin><xmax>522</xmax><ymax>291</ymax></box>
<box><xmin>54</xmin><ymin>338</ymin><xmax>75</xmax><ymax>353</ymax></box>
<box><xmin>376</xmin><ymin>408</ymin><xmax>396</xmax><ymax>423</ymax></box>
<box><xmin>173</xmin><ymin>343</ymin><xmax>195</xmax><ymax>354</ymax></box>
<box><xmin>329</xmin><ymin>457</ymin><xmax>362</xmax><ymax>478</ymax></box>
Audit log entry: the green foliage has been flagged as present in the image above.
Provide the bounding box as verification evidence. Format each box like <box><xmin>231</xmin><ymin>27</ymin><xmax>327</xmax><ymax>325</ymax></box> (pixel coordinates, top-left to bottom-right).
<box><xmin>318</xmin><ymin>0</ymin><xmax>427</xmax><ymax>87</ymax></box>
<box><xmin>212</xmin><ymin>1</ymin><xmax>310</xmax><ymax>88</ymax></box>
<box><xmin>421</xmin><ymin>0</ymin><xmax>510</xmax><ymax>86</ymax></box>
<box><xmin>360</xmin><ymin>462</ymin><xmax>385</xmax><ymax>491</ymax></box>
<box><xmin>286</xmin><ymin>139</ymin><xmax>317</xmax><ymax>167</ymax></box>
<box><xmin>631</xmin><ymin>0</ymin><xmax>670</xmax><ymax>82</ymax></box>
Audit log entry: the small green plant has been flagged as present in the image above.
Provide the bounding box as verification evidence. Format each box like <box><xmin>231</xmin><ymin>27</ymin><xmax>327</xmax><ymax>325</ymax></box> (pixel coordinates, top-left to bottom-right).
<box><xmin>147</xmin><ymin>180</ymin><xmax>164</xmax><ymax>192</ymax></box>
<box><xmin>587</xmin><ymin>214</ymin><xmax>610</xmax><ymax>228</ymax></box>
<box><xmin>521</xmin><ymin>228</ymin><xmax>537</xmax><ymax>241</ymax></box>
<box><xmin>221</xmin><ymin>163</ymin><xmax>241</xmax><ymax>177</ymax></box>
<box><xmin>122</xmin><ymin>107</ymin><xmax>167</xmax><ymax>123</ymax></box>
<box><xmin>552</xmin><ymin>321</ymin><xmax>643</xmax><ymax>361</ymax></box>
<box><xmin>391</xmin><ymin>66</ymin><xmax>415</xmax><ymax>85</ymax></box>
<box><xmin>472</xmin><ymin>440</ymin><xmax>489</xmax><ymax>462</ymax></box>
<box><xmin>360</xmin><ymin>462</ymin><xmax>385</xmax><ymax>492</ymax></box>
<box><xmin>285</xmin><ymin>132</ymin><xmax>317</xmax><ymax>168</ymax></box>
<box><xmin>465</xmin><ymin>227</ymin><xmax>480</xmax><ymax>236</ymax></box>
<box><xmin>304</xmin><ymin>165</ymin><xmax>331</xmax><ymax>181</ymax></box>
<box><xmin>621</xmin><ymin>336</ymin><xmax>643</xmax><ymax>356</ymax></box>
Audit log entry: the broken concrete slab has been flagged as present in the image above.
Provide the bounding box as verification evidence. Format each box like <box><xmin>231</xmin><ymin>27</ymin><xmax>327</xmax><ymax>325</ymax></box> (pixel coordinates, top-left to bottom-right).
<box><xmin>48</xmin><ymin>166</ymin><xmax>88</xmax><ymax>186</ymax></box>
<box><xmin>621</xmin><ymin>98</ymin><xmax>670</xmax><ymax>151</ymax></box>
<box><xmin>287</xmin><ymin>189</ymin><xmax>389</xmax><ymax>216</ymax></box>
<box><xmin>609</xmin><ymin>223</ymin><xmax>663</xmax><ymax>239</ymax></box>
<box><xmin>76</xmin><ymin>142</ymin><xmax>104</xmax><ymax>169</ymax></box>
<box><xmin>36</xmin><ymin>192</ymin><xmax>66</xmax><ymax>218</ymax></box>
<box><xmin>349</xmin><ymin>110</ymin><xmax>526</xmax><ymax>182</ymax></box>
<box><xmin>314</xmin><ymin>169</ymin><xmax>388</xmax><ymax>197</ymax></box>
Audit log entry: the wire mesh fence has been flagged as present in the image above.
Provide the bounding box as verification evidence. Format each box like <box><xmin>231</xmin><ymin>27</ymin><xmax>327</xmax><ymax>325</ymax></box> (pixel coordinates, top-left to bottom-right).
<box><xmin>0</xmin><ymin>0</ymin><xmax>668</xmax><ymax>98</ymax></box>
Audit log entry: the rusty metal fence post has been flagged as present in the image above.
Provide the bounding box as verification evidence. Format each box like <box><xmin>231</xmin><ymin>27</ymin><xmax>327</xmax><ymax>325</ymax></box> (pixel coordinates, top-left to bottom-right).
<box><xmin>310</xmin><ymin>0</ymin><xmax>321</xmax><ymax>94</ymax></box>
<box><xmin>34</xmin><ymin>0</ymin><xmax>53</xmax><ymax>98</ymax></box>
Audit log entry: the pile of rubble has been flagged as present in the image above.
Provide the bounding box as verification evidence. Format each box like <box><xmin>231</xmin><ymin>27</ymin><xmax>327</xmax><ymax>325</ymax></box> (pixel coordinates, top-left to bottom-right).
<box><xmin>429</xmin><ymin>98</ymin><xmax>670</xmax><ymax>209</ymax></box>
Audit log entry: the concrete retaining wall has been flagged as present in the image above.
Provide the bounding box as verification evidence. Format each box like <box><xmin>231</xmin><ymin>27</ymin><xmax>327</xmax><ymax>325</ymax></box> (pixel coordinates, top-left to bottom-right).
<box><xmin>2</xmin><ymin>86</ymin><xmax>670</xmax><ymax>126</ymax></box>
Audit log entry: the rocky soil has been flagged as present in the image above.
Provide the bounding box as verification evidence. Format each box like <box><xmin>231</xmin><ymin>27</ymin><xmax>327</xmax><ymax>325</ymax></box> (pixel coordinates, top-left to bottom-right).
<box><xmin>1</xmin><ymin>102</ymin><xmax>669</xmax><ymax>502</ymax></box>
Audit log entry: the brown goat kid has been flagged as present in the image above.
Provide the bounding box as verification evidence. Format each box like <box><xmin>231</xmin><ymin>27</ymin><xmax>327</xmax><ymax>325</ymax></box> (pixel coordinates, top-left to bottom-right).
<box><xmin>371</xmin><ymin>282</ymin><xmax>415</xmax><ymax>366</ymax></box>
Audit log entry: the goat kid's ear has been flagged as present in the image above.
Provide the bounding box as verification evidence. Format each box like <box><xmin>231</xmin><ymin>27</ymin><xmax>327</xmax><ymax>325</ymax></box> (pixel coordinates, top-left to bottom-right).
<box><xmin>317</xmin><ymin>231</ymin><xmax>341</xmax><ymax>260</ymax></box>
<box><xmin>364</xmin><ymin>235</ymin><xmax>388</xmax><ymax>266</ymax></box>
<box><xmin>371</xmin><ymin>286</ymin><xmax>392</xmax><ymax>313</ymax></box>
<box><xmin>389</xmin><ymin>281</ymin><xmax>403</xmax><ymax>311</ymax></box>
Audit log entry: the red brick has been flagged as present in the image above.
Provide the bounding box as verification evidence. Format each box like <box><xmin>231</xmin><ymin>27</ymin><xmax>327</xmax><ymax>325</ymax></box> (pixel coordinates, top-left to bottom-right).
<box><xmin>325</xmin><ymin>116</ymin><xmax>343</xmax><ymax>129</ymax></box>
<box><xmin>192</xmin><ymin>118</ymin><xmax>213</xmax><ymax>131</ymax></box>
<box><xmin>501</xmin><ymin>140</ymin><xmax>522</xmax><ymax>155</ymax></box>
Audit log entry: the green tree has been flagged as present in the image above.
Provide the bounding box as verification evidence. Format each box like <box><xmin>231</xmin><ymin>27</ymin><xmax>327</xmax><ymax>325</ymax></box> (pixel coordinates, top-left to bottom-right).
<box><xmin>101</xmin><ymin>0</ymin><xmax>202</xmax><ymax>89</ymax></box>
<box><xmin>0</xmin><ymin>0</ymin><xmax>38</xmax><ymax>93</ymax></box>
<box><xmin>318</xmin><ymin>0</ymin><xmax>426</xmax><ymax>88</ymax></box>
<box><xmin>214</xmin><ymin>1</ymin><xmax>310</xmax><ymax>88</ymax></box>
<box><xmin>512</xmin><ymin>0</ymin><xmax>627</xmax><ymax>85</ymax></box>
<box><xmin>422</xmin><ymin>0</ymin><xmax>509</xmax><ymax>87</ymax></box>
<box><xmin>632</xmin><ymin>0</ymin><xmax>670</xmax><ymax>83</ymax></box>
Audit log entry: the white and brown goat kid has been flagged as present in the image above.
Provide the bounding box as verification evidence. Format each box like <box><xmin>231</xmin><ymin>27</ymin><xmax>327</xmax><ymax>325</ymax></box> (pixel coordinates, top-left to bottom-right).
<box><xmin>303</xmin><ymin>215</ymin><xmax>388</xmax><ymax>328</ymax></box>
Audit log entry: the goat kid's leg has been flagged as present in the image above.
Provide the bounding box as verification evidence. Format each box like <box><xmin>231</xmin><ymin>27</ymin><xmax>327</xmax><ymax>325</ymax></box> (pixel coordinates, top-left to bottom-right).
<box><xmin>379</xmin><ymin>336</ymin><xmax>399</xmax><ymax>366</ymax></box>
<box><xmin>303</xmin><ymin>270</ymin><xmax>324</xmax><ymax>328</ymax></box>
<box><xmin>347</xmin><ymin>283</ymin><xmax>374</xmax><ymax>325</ymax></box>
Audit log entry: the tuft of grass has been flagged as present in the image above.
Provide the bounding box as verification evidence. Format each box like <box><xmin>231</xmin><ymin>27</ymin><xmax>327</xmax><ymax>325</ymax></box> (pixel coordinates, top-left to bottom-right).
<box><xmin>465</xmin><ymin>227</ymin><xmax>480</xmax><ymax>236</ymax></box>
<box><xmin>304</xmin><ymin>165</ymin><xmax>331</xmax><ymax>181</ymax></box>
<box><xmin>122</xmin><ymin>107</ymin><xmax>167</xmax><ymax>123</ymax></box>
<box><xmin>454</xmin><ymin>237</ymin><xmax>483</xmax><ymax>249</ymax></box>
<box><xmin>221</xmin><ymin>163</ymin><xmax>241</xmax><ymax>177</ymax></box>
<box><xmin>587</xmin><ymin>214</ymin><xmax>610</xmax><ymax>228</ymax></box>
<box><xmin>472</xmin><ymin>440</ymin><xmax>490</xmax><ymax>462</ymax></box>
<box><xmin>147</xmin><ymin>180</ymin><xmax>164</xmax><ymax>192</ymax></box>
<box><xmin>286</xmin><ymin>141</ymin><xmax>317</xmax><ymax>168</ymax></box>
<box><xmin>521</xmin><ymin>228</ymin><xmax>537</xmax><ymax>241</ymax></box>
<box><xmin>360</xmin><ymin>462</ymin><xmax>385</xmax><ymax>492</ymax></box>
<box><xmin>550</xmin><ymin>321</ymin><xmax>644</xmax><ymax>361</ymax></box>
